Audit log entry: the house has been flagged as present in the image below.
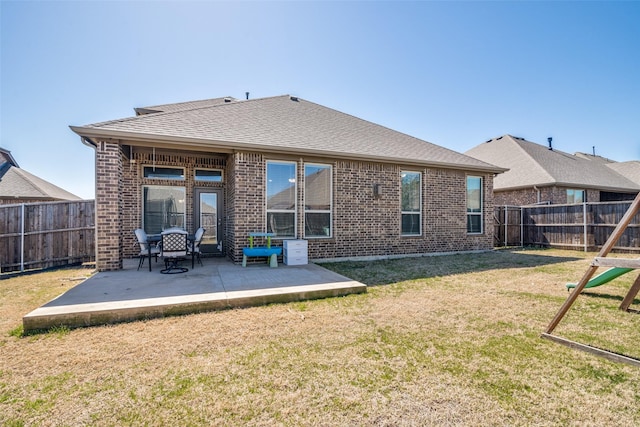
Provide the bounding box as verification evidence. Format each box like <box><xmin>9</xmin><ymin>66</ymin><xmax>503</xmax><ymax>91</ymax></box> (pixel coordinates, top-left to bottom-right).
<box><xmin>0</xmin><ymin>147</ymin><xmax>82</xmax><ymax>205</ymax></box>
<box><xmin>465</xmin><ymin>135</ymin><xmax>640</xmax><ymax>206</ymax></box>
<box><xmin>70</xmin><ymin>95</ymin><xmax>505</xmax><ymax>271</ymax></box>
<box><xmin>607</xmin><ymin>161</ymin><xmax>640</xmax><ymax>188</ymax></box>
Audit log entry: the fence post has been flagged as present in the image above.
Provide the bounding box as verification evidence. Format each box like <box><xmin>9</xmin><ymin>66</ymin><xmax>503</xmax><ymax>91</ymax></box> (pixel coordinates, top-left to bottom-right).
<box><xmin>520</xmin><ymin>206</ymin><xmax>524</xmax><ymax>247</ymax></box>
<box><xmin>583</xmin><ymin>202</ymin><xmax>588</xmax><ymax>252</ymax></box>
<box><xmin>504</xmin><ymin>206</ymin><xmax>508</xmax><ymax>246</ymax></box>
<box><xmin>20</xmin><ymin>203</ymin><xmax>25</xmax><ymax>272</ymax></box>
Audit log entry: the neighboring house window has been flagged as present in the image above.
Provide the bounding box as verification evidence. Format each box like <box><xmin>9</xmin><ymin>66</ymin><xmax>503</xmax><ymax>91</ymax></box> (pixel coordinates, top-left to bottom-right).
<box><xmin>142</xmin><ymin>185</ymin><xmax>186</xmax><ymax>234</ymax></box>
<box><xmin>401</xmin><ymin>171</ymin><xmax>421</xmax><ymax>235</ymax></box>
<box><xmin>266</xmin><ymin>161</ymin><xmax>296</xmax><ymax>238</ymax></box>
<box><xmin>567</xmin><ymin>189</ymin><xmax>585</xmax><ymax>204</ymax></box>
<box><xmin>467</xmin><ymin>176</ymin><xmax>483</xmax><ymax>234</ymax></box>
<box><xmin>194</xmin><ymin>169</ymin><xmax>223</xmax><ymax>182</ymax></box>
<box><xmin>304</xmin><ymin>164</ymin><xmax>332</xmax><ymax>238</ymax></box>
<box><xmin>143</xmin><ymin>166</ymin><xmax>185</xmax><ymax>180</ymax></box>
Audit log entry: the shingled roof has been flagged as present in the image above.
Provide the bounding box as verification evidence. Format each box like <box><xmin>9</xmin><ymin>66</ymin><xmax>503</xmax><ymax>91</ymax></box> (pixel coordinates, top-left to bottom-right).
<box><xmin>607</xmin><ymin>161</ymin><xmax>640</xmax><ymax>185</ymax></box>
<box><xmin>465</xmin><ymin>135</ymin><xmax>640</xmax><ymax>192</ymax></box>
<box><xmin>0</xmin><ymin>148</ymin><xmax>81</xmax><ymax>202</ymax></box>
<box><xmin>71</xmin><ymin>95</ymin><xmax>504</xmax><ymax>173</ymax></box>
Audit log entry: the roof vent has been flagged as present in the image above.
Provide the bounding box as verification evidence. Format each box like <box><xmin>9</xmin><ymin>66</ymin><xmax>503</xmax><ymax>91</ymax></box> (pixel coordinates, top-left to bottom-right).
<box><xmin>224</xmin><ymin>97</ymin><xmax>232</xmax><ymax>103</ymax></box>
<box><xmin>547</xmin><ymin>137</ymin><xmax>553</xmax><ymax>150</ymax></box>
<box><xmin>290</xmin><ymin>96</ymin><xmax>299</xmax><ymax>102</ymax></box>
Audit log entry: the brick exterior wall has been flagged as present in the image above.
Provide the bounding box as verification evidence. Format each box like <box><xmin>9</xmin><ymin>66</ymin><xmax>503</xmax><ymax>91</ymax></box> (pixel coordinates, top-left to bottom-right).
<box><xmin>228</xmin><ymin>152</ymin><xmax>494</xmax><ymax>262</ymax></box>
<box><xmin>0</xmin><ymin>198</ymin><xmax>58</xmax><ymax>205</ymax></box>
<box><xmin>494</xmin><ymin>187</ymin><xmax>599</xmax><ymax>206</ymax></box>
<box><xmin>95</xmin><ymin>140</ymin><xmax>123</xmax><ymax>271</ymax></box>
<box><xmin>97</xmin><ymin>146</ymin><xmax>496</xmax><ymax>270</ymax></box>
<box><xmin>120</xmin><ymin>147</ymin><xmax>226</xmax><ymax>260</ymax></box>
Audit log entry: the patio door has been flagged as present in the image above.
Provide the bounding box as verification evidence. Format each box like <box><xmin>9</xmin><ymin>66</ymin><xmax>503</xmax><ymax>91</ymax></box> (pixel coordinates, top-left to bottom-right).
<box><xmin>194</xmin><ymin>188</ymin><xmax>224</xmax><ymax>256</ymax></box>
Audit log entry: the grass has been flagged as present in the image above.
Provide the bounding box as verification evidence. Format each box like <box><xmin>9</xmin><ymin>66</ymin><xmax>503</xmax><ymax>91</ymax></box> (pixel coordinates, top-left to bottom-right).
<box><xmin>0</xmin><ymin>249</ymin><xmax>639</xmax><ymax>426</ymax></box>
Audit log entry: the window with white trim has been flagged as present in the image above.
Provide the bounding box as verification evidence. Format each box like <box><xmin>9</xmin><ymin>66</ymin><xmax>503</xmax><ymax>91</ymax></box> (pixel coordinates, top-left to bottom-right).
<box><xmin>466</xmin><ymin>176</ymin><xmax>483</xmax><ymax>234</ymax></box>
<box><xmin>304</xmin><ymin>163</ymin><xmax>332</xmax><ymax>238</ymax></box>
<box><xmin>266</xmin><ymin>161</ymin><xmax>296</xmax><ymax>238</ymax></box>
<box><xmin>401</xmin><ymin>171</ymin><xmax>421</xmax><ymax>235</ymax></box>
<box><xmin>142</xmin><ymin>185</ymin><xmax>186</xmax><ymax>234</ymax></box>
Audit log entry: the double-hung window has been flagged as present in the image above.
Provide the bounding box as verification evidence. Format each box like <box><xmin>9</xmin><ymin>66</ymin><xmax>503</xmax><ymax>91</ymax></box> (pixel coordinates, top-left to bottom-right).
<box><xmin>466</xmin><ymin>176</ymin><xmax>483</xmax><ymax>234</ymax></box>
<box><xmin>266</xmin><ymin>161</ymin><xmax>296</xmax><ymax>238</ymax></box>
<box><xmin>566</xmin><ymin>189</ymin><xmax>585</xmax><ymax>204</ymax></box>
<box><xmin>304</xmin><ymin>164</ymin><xmax>332</xmax><ymax>237</ymax></box>
<box><xmin>401</xmin><ymin>171</ymin><xmax>421</xmax><ymax>235</ymax></box>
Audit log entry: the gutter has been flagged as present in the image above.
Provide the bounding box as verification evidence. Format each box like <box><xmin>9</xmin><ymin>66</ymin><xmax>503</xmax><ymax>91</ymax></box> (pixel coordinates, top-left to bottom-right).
<box><xmin>79</xmin><ymin>135</ymin><xmax>97</xmax><ymax>149</ymax></box>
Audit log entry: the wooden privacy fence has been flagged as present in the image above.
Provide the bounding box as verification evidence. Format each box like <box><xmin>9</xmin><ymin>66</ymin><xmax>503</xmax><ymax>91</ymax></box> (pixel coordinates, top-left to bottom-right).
<box><xmin>495</xmin><ymin>201</ymin><xmax>640</xmax><ymax>252</ymax></box>
<box><xmin>0</xmin><ymin>200</ymin><xmax>95</xmax><ymax>273</ymax></box>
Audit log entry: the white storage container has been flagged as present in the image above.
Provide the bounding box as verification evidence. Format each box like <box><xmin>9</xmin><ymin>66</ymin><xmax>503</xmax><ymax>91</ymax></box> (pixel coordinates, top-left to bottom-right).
<box><xmin>283</xmin><ymin>239</ymin><xmax>308</xmax><ymax>265</ymax></box>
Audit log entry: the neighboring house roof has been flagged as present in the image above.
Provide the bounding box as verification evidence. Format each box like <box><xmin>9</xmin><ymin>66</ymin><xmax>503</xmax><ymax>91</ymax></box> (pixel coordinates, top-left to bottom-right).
<box><xmin>465</xmin><ymin>135</ymin><xmax>640</xmax><ymax>192</ymax></box>
<box><xmin>0</xmin><ymin>147</ymin><xmax>19</xmax><ymax>169</ymax></box>
<box><xmin>0</xmin><ymin>166</ymin><xmax>82</xmax><ymax>201</ymax></box>
<box><xmin>607</xmin><ymin>161</ymin><xmax>640</xmax><ymax>185</ymax></box>
<box><xmin>0</xmin><ymin>146</ymin><xmax>82</xmax><ymax>202</ymax></box>
<box><xmin>71</xmin><ymin>95</ymin><xmax>505</xmax><ymax>174</ymax></box>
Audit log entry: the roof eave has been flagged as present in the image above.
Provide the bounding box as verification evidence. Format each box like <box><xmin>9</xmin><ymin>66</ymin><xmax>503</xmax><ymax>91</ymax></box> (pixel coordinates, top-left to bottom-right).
<box><xmin>70</xmin><ymin>126</ymin><xmax>507</xmax><ymax>174</ymax></box>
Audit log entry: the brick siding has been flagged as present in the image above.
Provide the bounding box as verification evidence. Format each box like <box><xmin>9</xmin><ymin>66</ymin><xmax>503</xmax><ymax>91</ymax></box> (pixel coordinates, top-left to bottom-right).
<box><xmin>96</xmin><ymin>146</ymin><xmax>496</xmax><ymax>270</ymax></box>
<box><xmin>495</xmin><ymin>187</ymin><xmax>599</xmax><ymax>206</ymax></box>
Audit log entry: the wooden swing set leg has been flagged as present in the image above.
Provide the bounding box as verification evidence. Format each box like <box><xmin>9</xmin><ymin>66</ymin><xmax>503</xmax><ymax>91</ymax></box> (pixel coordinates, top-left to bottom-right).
<box><xmin>619</xmin><ymin>273</ymin><xmax>640</xmax><ymax>312</ymax></box>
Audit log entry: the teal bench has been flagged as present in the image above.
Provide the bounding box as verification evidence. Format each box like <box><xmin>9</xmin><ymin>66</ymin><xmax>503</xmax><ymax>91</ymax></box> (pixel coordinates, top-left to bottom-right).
<box><xmin>242</xmin><ymin>233</ymin><xmax>282</xmax><ymax>267</ymax></box>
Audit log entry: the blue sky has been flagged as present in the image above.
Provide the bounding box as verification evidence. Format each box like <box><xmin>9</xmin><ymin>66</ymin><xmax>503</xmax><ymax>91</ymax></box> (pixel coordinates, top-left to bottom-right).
<box><xmin>1</xmin><ymin>1</ymin><xmax>639</xmax><ymax>200</ymax></box>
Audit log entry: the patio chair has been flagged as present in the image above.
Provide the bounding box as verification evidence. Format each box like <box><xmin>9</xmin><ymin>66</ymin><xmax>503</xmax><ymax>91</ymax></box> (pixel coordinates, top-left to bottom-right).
<box><xmin>134</xmin><ymin>228</ymin><xmax>160</xmax><ymax>271</ymax></box>
<box><xmin>160</xmin><ymin>229</ymin><xmax>189</xmax><ymax>274</ymax></box>
<box><xmin>188</xmin><ymin>227</ymin><xmax>206</xmax><ymax>268</ymax></box>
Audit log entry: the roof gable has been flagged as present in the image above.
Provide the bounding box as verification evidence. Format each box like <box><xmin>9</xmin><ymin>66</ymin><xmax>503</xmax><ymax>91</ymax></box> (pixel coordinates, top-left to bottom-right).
<box><xmin>72</xmin><ymin>95</ymin><xmax>504</xmax><ymax>173</ymax></box>
<box><xmin>0</xmin><ymin>166</ymin><xmax>81</xmax><ymax>201</ymax></box>
<box><xmin>465</xmin><ymin>135</ymin><xmax>640</xmax><ymax>192</ymax></box>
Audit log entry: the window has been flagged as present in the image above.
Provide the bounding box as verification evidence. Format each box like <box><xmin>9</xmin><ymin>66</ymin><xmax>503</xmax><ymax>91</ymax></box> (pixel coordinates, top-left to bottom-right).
<box><xmin>567</xmin><ymin>189</ymin><xmax>585</xmax><ymax>204</ymax></box>
<box><xmin>266</xmin><ymin>161</ymin><xmax>296</xmax><ymax>238</ymax></box>
<box><xmin>195</xmin><ymin>169</ymin><xmax>223</xmax><ymax>182</ymax></box>
<box><xmin>143</xmin><ymin>166</ymin><xmax>184</xmax><ymax>180</ymax></box>
<box><xmin>142</xmin><ymin>185</ymin><xmax>186</xmax><ymax>234</ymax></box>
<box><xmin>401</xmin><ymin>171</ymin><xmax>421</xmax><ymax>235</ymax></box>
<box><xmin>304</xmin><ymin>164</ymin><xmax>332</xmax><ymax>238</ymax></box>
<box><xmin>467</xmin><ymin>176</ymin><xmax>483</xmax><ymax>234</ymax></box>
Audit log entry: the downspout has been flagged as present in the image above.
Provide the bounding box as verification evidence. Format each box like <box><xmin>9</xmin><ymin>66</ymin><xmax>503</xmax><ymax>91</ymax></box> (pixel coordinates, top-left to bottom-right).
<box><xmin>80</xmin><ymin>136</ymin><xmax>97</xmax><ymax>149</ymax></box>
<box><xmin>533</xmin><ymin>186</ymin><xmax>541</xmax><ymax>204</ymax></box>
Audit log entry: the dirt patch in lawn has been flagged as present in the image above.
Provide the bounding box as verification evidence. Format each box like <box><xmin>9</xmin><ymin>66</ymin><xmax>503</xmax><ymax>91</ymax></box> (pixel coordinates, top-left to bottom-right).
<box><xmin>1</xmin><ymin>249</ymin><xmax>639</xmax><ymax>426</ymax></box>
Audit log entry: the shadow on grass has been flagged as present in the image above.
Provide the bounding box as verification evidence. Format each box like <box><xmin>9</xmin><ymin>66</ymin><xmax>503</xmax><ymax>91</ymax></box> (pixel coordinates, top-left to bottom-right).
<box><xmin>320</xmin><ymin>248</ymin><xmax>583</xmax><ymax>286</ymax></box>
<box><xmin>581</xmin><ymin>291</ymin><xmax>640</xmax><ymax>307</ymax></box>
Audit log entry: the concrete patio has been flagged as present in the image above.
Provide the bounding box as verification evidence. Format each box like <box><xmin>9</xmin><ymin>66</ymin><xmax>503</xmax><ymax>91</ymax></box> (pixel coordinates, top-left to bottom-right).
<box><xmin>23</xmin><ymin>257</ymin><xmax>367</xmax><ymax>332</ymax></box>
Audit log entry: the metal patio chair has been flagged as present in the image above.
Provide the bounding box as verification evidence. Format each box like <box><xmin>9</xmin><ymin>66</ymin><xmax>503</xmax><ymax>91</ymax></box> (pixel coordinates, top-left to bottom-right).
<box><xmin>134</xmin><ymin>228</ymin><xmax>160</xmax><ymax>271</ymax></box>
<box><xmin>188</xmin><ymin>227</ymin><xmax>206</xmax><ymax>268</ymax></box>
<box><xmin>160</xmin><ymin>229</ymin><xmax>189</xmax><ymax>274</ymax></box>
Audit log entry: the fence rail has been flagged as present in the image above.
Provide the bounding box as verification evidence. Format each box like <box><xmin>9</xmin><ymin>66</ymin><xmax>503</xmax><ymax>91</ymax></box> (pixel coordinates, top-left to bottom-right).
<box><xmin>495</xmin><ymin>201</ymin><xmax>640</xmax><ymax>252</ymax></box>
<box><xmin>0</xmin><ymin>200</ymin><xmax>95</xmax><ymax>273</ymax></box>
